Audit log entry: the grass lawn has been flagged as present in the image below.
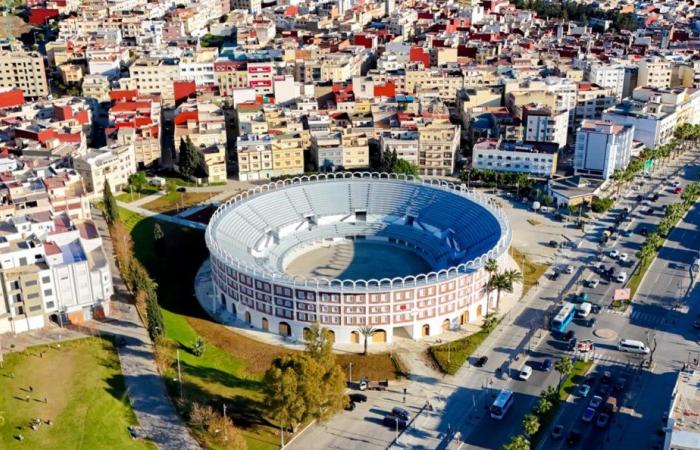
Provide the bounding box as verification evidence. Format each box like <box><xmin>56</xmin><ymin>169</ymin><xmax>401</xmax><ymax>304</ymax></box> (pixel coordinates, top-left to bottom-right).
<box><xmin>0</xmin><ymin>337</ymin><xmax>153</xmax><ymax>450</ymax></box>
<box><xmin>141</xmin><ymin>192</ymin><xmax>216</xmax><ymax>215</ymax></box>
<box><xmin>429</xmin><ymin>326</ymin><xmax>496</xmax><ymax>375</ymax></box>
<box><xmin>628</xmin><ymin>256</ymin><xmax>653</xmax><ymax>299</ymax></box>
<box><xmin>116</xmin><ymin>187</ymin><xmax>160</xmax><ymax>203</ymax></box>
<box><xmin>511</xmin><ymin>246</ymin><xmax>550</xmax><ymax>296</ymax></box>
<box><xmin>118</xmin><ymin>207</ymin><xmax>401</xmax><ymax>449</ymax></box>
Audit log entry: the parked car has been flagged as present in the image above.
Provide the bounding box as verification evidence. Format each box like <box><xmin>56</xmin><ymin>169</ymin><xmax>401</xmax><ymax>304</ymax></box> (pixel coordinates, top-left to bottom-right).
<box><xmin>579</xmin><ymin>292</ymin><xmax>589</xmax><ymax>302</ymax></box>
<box><xmin>350</xmin><ymin>394</ymin><xmax>368</xmax><ymax>403</ymax></box>
<box><xmin>577</xmin><ymin>384</ymin><xmax>591</xmax><ymax>397</ymax></box>
<box><xmin>565</xmin><ymin>265</ymin><xmax>575</xmax><ymax>274</ymax></box>
<box><xmin>588</xmin><ymin>279</ymin><xmax>600</xmax><ymax>288</ymax></box>
<box><xmin>542</xmin><ymin>359</ymin><xmax>553</xmax><ymax>372</ymax></box>
<box><xmin>551</xmin><ymin>424</ymin><xmax>564</xmax><ymax>440</ymax></box>
<box><xmin>548</xmin><ymin>240</ymin><xmax>559</xmax><ymax>248</ymax></box>
<box><xmin>619</xmin><ymin>253</ymin><xmax>629</xmax><ymax>262</ymax></box>
<box><xmin>383</xmin><ymin>415</ymin><xmax>407</xmax><ymax>429</ymax></box>
<box><xmin>610</xmin><ymin>249</ymin><xmax>620</xmax><ymax>258</ymax></box>
<box><xmin>640</xmin><ymin>227</ymin><xmax>648</xmax><ymax>236</ymax></box>
<box><xmin>652</xmin><ymin>193</ymin><xmax>660</xmax><ymax>201</ymax></box>
<box><xmin>591</xmin><ymin>304</ymin><xmax>602</xmax><ymax>314</ymax></box>
<box><xmin>474</xmin><ymin>356</ymin><xmax>488</xmax><ymax>367</ymax></box>
<box><xmin>675</xmin><ymin>186</ymin><xmax>684</xmax><ymax>194</ymax></box>
<box><xmin>615</xmin><ymin>377</ymin><xmax>627</xmax><ymax>392</ymax></box>
<box><xmin>345</xmin><ymin>401</ymin><xmax>356</xmax><ymax>411</ymax></box>
<box><xmin>693</xmin><ymin>320</ymin><xmax>700</xmax><ymax>330</ymax></box>
<box><xmin>568</xmin><ymin>337</ymin><xmax>578</xmax><ymax>351</ymax></box>
<box><xmin>623</xmin><ymin>230</ymin><xmax>633</xmax><ymax>237</ymax></box>
<box><xmin>519</xmin><ymin>365</ymin><xmax>533</xmax><ymax>381</ymax></box>
<box><xmin>391</xmin><ymin>407</ymin><xmax>411</xmax><ymax>421</ymax></box>
<box><xmin>582</xmin><ymin>407</ymin><xmax>596</xmax><ymax>422</ymax></box>
<box><xmin>615</xmin><ymin>272</ymin><xmax>628</xmax><ymax>283</ymax></box>
<box><xmin>589</xmin><ymin>395</ymin><xmax>604</xmax><ymax>409</ymax></box>
<box><xmin>596</xmin><ymin>412</ymin><xmax>611</xmax><ymax>428</ymax></box>
<box><xmin>565</xmin><ymin>330</ymin><xmax>576</xmax><ymax>341</ymax></box>
<box><xmin>567</xmin><ymin>430</ymin><xmax>582</xmax><ymax>447</ymax></box>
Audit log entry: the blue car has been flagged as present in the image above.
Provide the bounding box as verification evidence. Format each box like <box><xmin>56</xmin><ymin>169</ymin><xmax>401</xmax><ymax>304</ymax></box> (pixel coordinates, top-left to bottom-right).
<box><xmin>623</xmin><ymin>230</ymin><xmax>633</xmax><ymax>237</ymax></box>
<box><xmin>542</xmin><ymin>359</ymin><xmax>553</xmax><ymax>372</ymax></box>
<box><xmin>577</xmin><ymin>384</ymin><xmax>591</xmax><ymax>397</ymax></box>
<box><xmin>579</xmin><ymin>292</ymin><xmax>589</xmax><ymax>302</ymax></box>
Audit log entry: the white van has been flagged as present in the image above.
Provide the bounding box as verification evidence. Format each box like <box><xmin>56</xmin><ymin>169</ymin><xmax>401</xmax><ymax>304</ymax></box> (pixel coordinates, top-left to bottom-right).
<box><xmin>617</xmin><ymin>339</ymin><xmax>650</xmax><ymax>355</ymax></box>
<box><xmin>576</xmin><ymin>302</ymin><xmax>592</xmax><ymax>318</ymax></box>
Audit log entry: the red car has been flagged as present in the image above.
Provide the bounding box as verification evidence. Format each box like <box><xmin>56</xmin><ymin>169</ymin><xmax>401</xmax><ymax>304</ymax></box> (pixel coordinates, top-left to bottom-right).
<box><xmin>675</xmin><ymin>186</ymin><xmax>684</xmax><ymax>194</ymax></box>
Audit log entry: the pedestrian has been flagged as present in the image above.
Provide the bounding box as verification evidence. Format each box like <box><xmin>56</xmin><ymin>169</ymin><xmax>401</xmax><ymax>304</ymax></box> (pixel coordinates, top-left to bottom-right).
<box><xmin>25</xmin><ymin>395</ymin><xmax>30</xmax><ymax>402</ymax></box>
<box><xmin>44</xmin><ymin>397</ymin><xmax>47</xmax><ymax>404</ymax></box>
<box><xmin>28</xmin><ymin>385</ymin><xmax>33</xmax><ymax>392</ymax></box>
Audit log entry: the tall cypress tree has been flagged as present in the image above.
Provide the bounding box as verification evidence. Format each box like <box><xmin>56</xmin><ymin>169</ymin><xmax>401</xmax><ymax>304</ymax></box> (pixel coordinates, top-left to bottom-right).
<box><xmin>103</xmin><ymin>180</ymin><xmax>119</xmax><ymax>223</ymax></box>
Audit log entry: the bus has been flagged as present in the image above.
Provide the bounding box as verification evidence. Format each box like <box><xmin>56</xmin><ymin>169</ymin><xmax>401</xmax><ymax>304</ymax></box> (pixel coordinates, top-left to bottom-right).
<box><xmin>490</xmin><ymin>389</ymin><xmax>514</xmax><ymax>420</ymax></box>
<box><xmin>551</xmin><ymin>302</ymin><xmax>576</xmax><ymax>333</ymax></box>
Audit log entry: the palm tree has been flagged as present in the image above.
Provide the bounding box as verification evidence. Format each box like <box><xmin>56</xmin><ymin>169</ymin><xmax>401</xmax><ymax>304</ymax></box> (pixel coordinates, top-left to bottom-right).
<box><xmin>484</xmin><ymin>259</ymin><xmax>499</xmax><ymax>313</ymax></box>
<box><xmin>504</xmin><ymin>269</ymin><xmax>523</xmax><ymax>289</ymax></box>
<box><xmin>489</xmin><ymin>273</ymin><xmax>512</xmax><ymax>313</ymax></box>
<box><xmin>357</xmin><ymin>326</ymin><xmax>377</xmax><ymax>355</ymax></box>
<box><xmin>554</xmin><ymin>356</ymin><xmax>574</xmax><ymax>389</ymax></box>
<box><xmin>522</xmin><ymin>414</ymin><xmax>540</xmax><ymax>440</ymax></box>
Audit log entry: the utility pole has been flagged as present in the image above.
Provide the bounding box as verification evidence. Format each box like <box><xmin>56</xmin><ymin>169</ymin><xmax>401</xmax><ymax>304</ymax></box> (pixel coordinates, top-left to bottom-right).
<box><xmin>177</xmin><ymin>349</ymin><xmax>183</xmax><ymax>399</ymax></box>
<box><xmin>348</xmin><ymin>361</ymin><xmax>353</xmax><ymax>383</ymax></box>
<box><xmin>223</xmin><ymin>404</ymin><xmax>227</xmax><ymax>442</ymax></box>
<box><xmin>280</xmin><ymin>422</ymin><xmax>285</xmax><ymax>448</ymax></box>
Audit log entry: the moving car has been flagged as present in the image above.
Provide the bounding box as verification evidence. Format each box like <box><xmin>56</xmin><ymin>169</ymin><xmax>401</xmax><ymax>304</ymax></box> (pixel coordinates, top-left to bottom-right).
<box><xmin>577</xmin><ymin>384</ymin><xmax>591</xmax><ymax>397</ymax></box>
<box><xmin>583</xmin><ymin>317</ymin><xmax>597</xmax><ymax>328</ymax></box>
<box><xmin>383</xmin><ymin>415</ymin><xmax>407</xmax><ymax>429</ymax></box>
<box><xmin>568</xmin><ymin>337</ymin><xmax>578</xmax><ymax>351</ymax></box>
<box><xmin>391</xmin><ymin>407</ymin><xmax>411</xmax><ymax>421</ymax></box>
<box><xmin>589</xmin><ymin>395</ymin><xmax>604</xmax><ymax>409</ymax></box>
<box><xmin>596</xmin><ymin>412</ymin><xmax>611</xmax><ymax>428</ymax></box>
<box><xmin>349</xmin><ymin>393</ymin><xmax>368</xmax><ymax>403</ymax></box>
<box><xmin>582</xmin><ymin>407</ymin><xmax>596</xmax><ymax>422</ymax></box>
<box><xmin>475</xmin><ymin>356</ymin><xmax>489</xmax><ymax>367</ymax></box>
<box><xmin>618</xmin><ymin>338</ymin><xmax>650</xmax><ymax>355</ymax></box>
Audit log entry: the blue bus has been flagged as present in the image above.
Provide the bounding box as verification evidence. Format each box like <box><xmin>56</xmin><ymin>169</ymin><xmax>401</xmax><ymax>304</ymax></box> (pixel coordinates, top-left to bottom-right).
<box><xmin>490</xmin><ymin>389</ymin><xmax>514</xmax><ymax>420</ymax></box>
<box><xmin>551</xmin><ymin>302</ymin><xmax>576</xmax><ymax>333</ymax></box>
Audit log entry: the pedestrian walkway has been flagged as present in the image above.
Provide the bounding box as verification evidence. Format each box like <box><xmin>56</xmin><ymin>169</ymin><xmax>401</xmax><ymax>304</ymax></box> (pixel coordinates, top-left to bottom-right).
<box><xmin>92</xmin><ymin>207</ymin><xmax>200</xmax><ymax>450</ymax></box>
<box><xmin>117</xmin><ymin>200</ymin><xmax>206</xmax><ymax>230</ymax></box>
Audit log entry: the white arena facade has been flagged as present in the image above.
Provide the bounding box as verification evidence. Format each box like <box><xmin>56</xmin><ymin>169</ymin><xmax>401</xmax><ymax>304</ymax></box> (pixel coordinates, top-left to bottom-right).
<box><xmin>205</xmin><ymin>173</ymin><xmax>511</xmax><ymax>345</ymax></box>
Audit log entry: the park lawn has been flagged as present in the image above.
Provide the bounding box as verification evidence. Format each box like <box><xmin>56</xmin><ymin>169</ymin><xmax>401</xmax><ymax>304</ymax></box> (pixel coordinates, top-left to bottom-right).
<box><xmin>0</xmin><ymin>337</ymin><xmax>153</xmax><ymax>450</ymax></box>
<box><xmin>511</xmin><ymin>246</ymin><xmax>549</xmax><ymax>296</ymax></box>
<box><xmin>628</xmin><ymin>256</ymin><xmax>653</xmax><ymax>299</ymax></box>
<box><xmin>141</xmin><ymin>192</ymin><xmax>216</xmax><ymax>215</ymax></box>
<box><xmin>116</xmin><ymin>186</ymin><xmax>160</xmax><ymax>203</ymax></box>
<box><xmin>559</xmin><ymin>359</ymin><xmax>594</xmax><ymax>401</ymax></box>
<box><xmin>118</xmin><ymin>208</ymin><xmax>400</xmax><ymax>449</ymax></box>
<box><xmin>429</xmin><ymin>327</ymin><xmax>492</xmax><ymax>375</ymax></box>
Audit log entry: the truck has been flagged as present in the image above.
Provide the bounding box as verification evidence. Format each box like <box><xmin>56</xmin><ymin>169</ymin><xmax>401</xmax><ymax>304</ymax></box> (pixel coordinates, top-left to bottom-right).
<box><xmin>359</xmin><ymin>377</ymin><xmax>389</xmax><ymax>391</ymax></box>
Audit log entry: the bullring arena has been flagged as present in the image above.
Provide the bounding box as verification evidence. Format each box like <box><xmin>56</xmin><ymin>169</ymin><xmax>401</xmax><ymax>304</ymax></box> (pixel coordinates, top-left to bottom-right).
<box><xmin>204</xmin><ymin>173</ymin><xmax>511</xmax><ymax>346</ymax></box>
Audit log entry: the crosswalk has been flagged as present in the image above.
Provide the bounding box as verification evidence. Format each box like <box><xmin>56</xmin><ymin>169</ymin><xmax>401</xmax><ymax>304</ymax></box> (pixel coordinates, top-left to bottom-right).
<box><xmin>603</xmin><ymin>307</ymin><xmax>668</xmax><ymax>326</ymax></box>
<box><xmin>588</xmin><ymin>352</ymin><xmax>645</xmax><ymax>370</ymax></box>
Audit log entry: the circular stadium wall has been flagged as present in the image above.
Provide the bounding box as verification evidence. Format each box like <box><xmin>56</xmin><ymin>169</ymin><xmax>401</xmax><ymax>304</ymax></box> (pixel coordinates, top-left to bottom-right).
<box><xmin>205</xmin><ymin>172</ymin><xmax>511</xmax><ymax>345</ymax></box>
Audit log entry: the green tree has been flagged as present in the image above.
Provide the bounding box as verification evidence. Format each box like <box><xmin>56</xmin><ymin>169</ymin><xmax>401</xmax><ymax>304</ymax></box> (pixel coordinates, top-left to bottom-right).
<box><xmin>554</xmin><ymin>356</ymin><xmax>574</xmax><ymax>388</ymax></box>
<box><xmin>392</xmin><ymin>158</ymin><xmax>419</xmax><ymax>176</ymax></box>
<box><xmin>522</xmin><ymin>414</ymin><xmax>540</xmax><ymax>439</ymax></box>
<box><xmin>128</xmin><ymin>171</ymin><xmax>147</xmax><ymax>193</ymax></box>
<box><xmin>501</xmin><ymin>434</ymin><xmax>530</xmax><ymax>450</ymax></box>
<box><xmin>305</xmin><ymin>323</ymin><xmax>334</xmax><ymax>364</ymax></box>
<box><xmin>165</xmin><ymin>179</ymin><xmax>177</xmax><ymax>195</ymax></box>
<box><xmin>357</xmin><ymin>326</ymin><xmax>377</xmax><ymax>355</ymax></box>
<box><xmin>145</xmin><ymin>285</ymin><xmax>164</xmax><ymax>340</ymax></box>
<box><xmin>103</xmin><ymin>180</ymin><xmax>119</xmax><ymax>223</ymax></box>
<box><xmin>179</xmin><ymin>137</ymin><xmax>198</xmax><ymax>179</ymax></box>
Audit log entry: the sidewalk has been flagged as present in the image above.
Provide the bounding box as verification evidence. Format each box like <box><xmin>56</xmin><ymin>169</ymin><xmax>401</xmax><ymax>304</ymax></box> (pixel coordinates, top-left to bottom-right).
<box><xmin>117</xmin><ymin>200</ymin><xmax>206</xmax><ymax>230</ymax></box>
<box><xmin>92</xmin><ymin>208</ymin><xmax>200</xmax><ymax>450</ymax></box>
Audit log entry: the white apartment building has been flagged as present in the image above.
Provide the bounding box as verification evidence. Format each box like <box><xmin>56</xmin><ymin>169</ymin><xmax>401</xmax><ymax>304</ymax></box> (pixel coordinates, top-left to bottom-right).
<box><xmin>522</xmin><ymin>104</ymin><xmax>569</xmax><ymax>149</ymax></box>
<box><xmin>237</xmin><ymin>134</ymin><xmax>273</xmax><ymax>181</ymax></box>
<box><xmin>73</xmin><ymin>144</ymin><xmax>137</xmax><ymax>199</ymax></box>
<box><xmin>638</xmin><ymin>57</ymin><xmax>672</xmax><ymax>89</ymax></box>
<box><xmin>379</xmin><ymin>130</ymin><xmax>420</xmax><ymax>167</ymax></box>
<box><xmin>231</xmin><ymin>0</ymin><xmax>261</xmax><ymax>13</ymax></box>
<box><xmin>602</xmin><ymin>100</ymin><xmax>676</xmax><ymax>149</ymax></box>
<box><xmin>129</xmin><ymin>58</ymin><xmax>180</xmax><ymax>105</ymax></box>
<box><xmin>472</xmin><ymin>139</ymin><xmax>558</xmax><ymax>177</ymax></box>
<box><xmin>0</xmin><ymin>49</ymin><xmax>49</xmax><ymax>98</ymax></box>
<box><xmin>574</xmin><ymin>120</ymin><xmax>634</xmax><ymax>180</ymax></box>
<box><xmin>587</xmin><ymin>64</ymin><xmax>625</xmax><ymax>100</ymax></box>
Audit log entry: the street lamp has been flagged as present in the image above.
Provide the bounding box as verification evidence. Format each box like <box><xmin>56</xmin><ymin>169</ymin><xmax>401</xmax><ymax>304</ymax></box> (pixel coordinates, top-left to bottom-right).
<box><xmin>348</xmin><ymin>362</ymin><xmax>353</xmax><ymax>383</ymax></box>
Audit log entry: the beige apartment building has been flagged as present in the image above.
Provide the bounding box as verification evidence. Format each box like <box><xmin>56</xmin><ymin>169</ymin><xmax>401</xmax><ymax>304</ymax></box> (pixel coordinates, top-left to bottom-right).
<box><xmin>82</xmin><ymin>74</ymin><xmax>111</xmax><ymax>102</ymax></box>
<box><xmin>73</xmin><ymin>144</ymin><xmax>136</xmax><ymax>199</ymax></box>
<box><xmin>129</xmin><ymin>58</ymin><xmax>180</xmax><ymax>105</ymax></box>
<box><xmin>0</xmin><ymin>49</ymin><xmax>49</xmax><ymax>98</ymax></box>
<box><xmin>340</xmin><ymin>131</ymin><xmax>369</xmax><ymax>169</ymax></box>
<box><xmin>272</xmin><ymin>132</ymin><xmax>305</xmax><ymax>176</ymax></box>
<box><xmin>237</xmin><ymin>134</ymin><xmax>273</xmax><ymax>181</ymax></box>
<box><xmin>638</xmin><ymin>57</ymin><xmax>672</xmax><ymax>89</ymax></box>
<box><xmin>199</xmin><ymin>144</ymin><xmax>227</xmax><ymax>183</ymax></box>
<box><xmin>417</xmin><ymin>122</ymin><xmax>460</xmax><ymax>176</ymax></box>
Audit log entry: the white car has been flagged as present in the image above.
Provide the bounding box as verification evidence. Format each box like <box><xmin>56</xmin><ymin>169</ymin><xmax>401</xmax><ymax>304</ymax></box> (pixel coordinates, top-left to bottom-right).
<box><xmin>616</xmin><ymin>272</ymin><xmax>628</xmax><ymax>283</ymax></box>
<box><xmin>588</xmin><ymin>279</ymin><xmax>600</xmax><ymax>288</ymax></box>
<box><xmin>619</xmin><ymin>253</ymin><xmax>629</xmax><ymax>262</ymax></box>
<box><xmin>565</xmin><ymin>265</ymin><xmax>575</xmax><ymax>274</ymax></box>
<box><xmin>672</xmin><ymin>180</ymin><xmax>682</xmax><ymax>187</ymax></box>
<box><xmin>518</xmin><ymin>365</ymin><xmax>533</xmax><ymax>381</ymax></box>
<box><xmin>609</xmin><ymin>249</ymin><xmax>620</xmax><ymax>258</ymax></box>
